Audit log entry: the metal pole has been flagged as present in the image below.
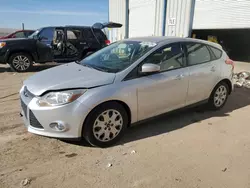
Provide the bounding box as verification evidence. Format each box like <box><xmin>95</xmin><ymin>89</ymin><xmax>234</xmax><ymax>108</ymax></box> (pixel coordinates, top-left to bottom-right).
<box><xmin>188</xmin><ymin>0</ymin><xmax>196</xmax><ymax>37</ymax></box>
<box><xmin>22</xmin><ymin>23</ymin><xmax>24</xmax><ymax>30</ymax></box>
<box><xmin>125</xmin><ymin>0</ymin><xmax>129</xmax><ymax>38</ymax></box>
<box><xmin>162</xmin><ymin>0</ymin><xmax>167</xmax><ymax>36</ymax></box>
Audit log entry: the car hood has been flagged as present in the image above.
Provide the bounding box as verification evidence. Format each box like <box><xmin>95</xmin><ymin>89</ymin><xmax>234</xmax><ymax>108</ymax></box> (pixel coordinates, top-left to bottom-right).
<box><xmin>24</xmin><ymin>62</ymin><xmax>116</xmax><ymax>96</ymax></box>
<box><xmin>0</xmin><ymin>38</ymin><xmax>33</xmax><ymax>42</ymax></box>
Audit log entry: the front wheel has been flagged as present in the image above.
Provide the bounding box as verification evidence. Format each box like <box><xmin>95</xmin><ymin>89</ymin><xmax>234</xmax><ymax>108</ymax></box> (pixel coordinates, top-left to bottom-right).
<box><xmin>83</xmin><ymin>102</ymin><xmax>128</xmax><ymax>147</ymax></box>
<box><xmin>8</xmin><ymin>53</ymin><xmax>33</xmax><ymax>72</ymax></box>
<box><xmin>208</xmin><ymin>82</ymin><xmax>229</xmax><ymax>110</ymax></box>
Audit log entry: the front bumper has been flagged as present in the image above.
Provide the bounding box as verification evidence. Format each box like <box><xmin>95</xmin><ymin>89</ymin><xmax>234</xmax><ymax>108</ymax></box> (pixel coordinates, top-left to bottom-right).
<box><xmin>20</xmin><ymin>88</ymin><xmax>90</xmax><ymax>139</ymax></box>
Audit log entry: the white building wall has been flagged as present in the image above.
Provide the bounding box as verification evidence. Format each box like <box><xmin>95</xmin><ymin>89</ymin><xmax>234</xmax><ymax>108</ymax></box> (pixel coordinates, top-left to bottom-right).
<box><xmin>109</xmin><ymin>0</ymin><xmax>127</xmax><ymax>42</ymax></box>
<box><xmin>109</xmin><ymin>0</ymin><xmax>194</xmax><ymax>40</ymax></box>
<box><xmin>193</xmin><ymin>0</ymin><xmax>250</xmax><ymax>29</ymax></box>
<box><xmin>165</xmin><ymin>0</ymin><xmax>195</xmax><ymax>37</ymax></box>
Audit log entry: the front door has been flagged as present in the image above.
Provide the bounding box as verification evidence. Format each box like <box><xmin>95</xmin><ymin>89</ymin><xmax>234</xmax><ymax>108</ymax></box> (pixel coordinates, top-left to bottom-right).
<box><xmin>136</xmin><ymin>43</ymin><xmax>189</xmax><ymax>120</ymax></box>
<box><xmin>183</xmin><ymin>42</ymin><xmax>221</xmax><ymax>105</ymax></box>
<box><xmin>36</xmin><ymin>27</ymin><xmax>54</xmax><ymax>63</ymax></box>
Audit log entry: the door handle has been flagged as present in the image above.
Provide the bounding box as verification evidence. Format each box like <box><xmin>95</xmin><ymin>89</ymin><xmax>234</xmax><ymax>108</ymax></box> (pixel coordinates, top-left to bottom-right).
<box><xmin>80</xmin><ymin>42</ymin><xmax>87</xmax><ymax>45</ymax></box>
<box><xmin>211</xmin><ymin>66</ymin><xmax>216</xmax><ymax>72</ymax></box>
<box><xmin>175</xmin><ymin>74</ymin><xmax>184</xmax><ymax>80</ymax></box>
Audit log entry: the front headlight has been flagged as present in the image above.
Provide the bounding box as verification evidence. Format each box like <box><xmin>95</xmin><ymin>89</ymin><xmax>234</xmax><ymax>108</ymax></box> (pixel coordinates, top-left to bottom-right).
<box><xmin>0</xmin><ymin>42</ymin><xmax>6</xmax><ymax>48</ymax></box>
<box><xmin>37</xmin><ymin>89</ymin><xmax>87</xmax><ymax>107</ymax></box>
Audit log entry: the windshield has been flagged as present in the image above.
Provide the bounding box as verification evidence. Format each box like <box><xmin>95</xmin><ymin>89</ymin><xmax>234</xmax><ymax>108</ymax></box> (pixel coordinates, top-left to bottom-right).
<box><xmin>28</xmin><ymin>28</ymin><xmax>41</xmax><ymax>38</ymax></box>
<box><xmin>80</xmin><ymin>41</ymin><xmax>157</xmax><ymax>73</ymax></box>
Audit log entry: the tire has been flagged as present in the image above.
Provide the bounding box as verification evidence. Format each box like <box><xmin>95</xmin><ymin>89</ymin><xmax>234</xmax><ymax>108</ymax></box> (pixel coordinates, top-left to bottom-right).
<box><xmin>83</xmin><ymin>102</ymin><xmax>128</xmax><ymax>148</ymax></box>
<box><xmin>8</xmin><ymin>53</ymin><xmax>33</xmax><ymax>72</ymax></box>
<box><xmin>208</xmin><ymin>82</ymin><xmax>229</xmax><ymax>110</ymax></box>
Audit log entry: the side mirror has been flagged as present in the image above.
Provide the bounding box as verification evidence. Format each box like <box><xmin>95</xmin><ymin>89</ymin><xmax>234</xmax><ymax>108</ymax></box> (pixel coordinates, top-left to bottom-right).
<box><xmin>141</xmin><ymin>63</ymin><xmax>160</xmax><ymax>74</ymax></box>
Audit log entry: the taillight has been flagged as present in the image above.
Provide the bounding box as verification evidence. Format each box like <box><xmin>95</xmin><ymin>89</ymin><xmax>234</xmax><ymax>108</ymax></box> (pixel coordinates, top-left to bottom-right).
<box><xmin>225</xmin><ymin>58</ymin><xmax>234</xmax><ymax>71</ymax></box>
<box><xmin>105</xmin><ymin>40</ymin><xmax>110</xmax><ymax>45</ymax></box>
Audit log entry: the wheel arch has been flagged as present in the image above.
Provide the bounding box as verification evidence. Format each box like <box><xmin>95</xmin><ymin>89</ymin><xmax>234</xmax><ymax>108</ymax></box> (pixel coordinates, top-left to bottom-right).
<box><xmin>81</xmin><ymin>100</ymin><xmax>132</xmax><ymax>136</ymax></box>
<box><xmin>7</xmin><ymin>50</ymin><xmax>37</xmax><ymax>63</ymax></box>
<box><xmin>215</xmin><ymin>78</ymin><xmax>233</xmax><ymax>94</ymax></box>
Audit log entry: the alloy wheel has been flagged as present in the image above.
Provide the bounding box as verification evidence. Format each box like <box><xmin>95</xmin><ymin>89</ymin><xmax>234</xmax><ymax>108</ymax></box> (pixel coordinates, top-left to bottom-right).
<box><xmin>214</xmin><ymin>85</ymin><xmax>227</xmax><ymax>107</ymax></box>
<box><xmin>93</xmin><ymin>109</ymin><xmax>123</xmax><ymax>142</ymax></box>
<box><xmin>12</xmin><ymin>55</ymin><xmax>31</xmax><ymax>71</ymax></box>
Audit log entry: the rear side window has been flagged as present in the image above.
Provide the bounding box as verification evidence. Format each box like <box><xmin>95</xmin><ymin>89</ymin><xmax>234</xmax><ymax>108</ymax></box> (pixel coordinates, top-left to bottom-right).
<box><xmin>209</xmin><ymin>46</ymin><xmax>222</xmax><ymax>59</ymax></box>
<box><xmin>67</xmin><ymin>29</ymin><xmax>81</xmax><ymax>40</ymax></box>
<box><xmin>186</xmin><ymin>43</ymin><xmax>211</xmax><ymax>65</ymax></box>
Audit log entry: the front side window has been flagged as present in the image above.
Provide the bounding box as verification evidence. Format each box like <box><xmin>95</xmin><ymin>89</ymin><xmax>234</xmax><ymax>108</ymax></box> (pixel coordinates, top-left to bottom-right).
<box><xmin>39</xmin><ymin>28</ymin><xmax>54</xmax><ymax>41</ymax></box>
<box><xmin>186</xmin><ymin>43</ymin><xmax>211</xmax><ymax>65</ymax></box>
<box><xmin>143</xmin><ymin>43</ymin><xmax>184</xmax><ymax>71</ymax></box>
<box><xmin>80</xmin><ymin>41</ymin><xmax>157</xmax><ymax>73</ymax></box>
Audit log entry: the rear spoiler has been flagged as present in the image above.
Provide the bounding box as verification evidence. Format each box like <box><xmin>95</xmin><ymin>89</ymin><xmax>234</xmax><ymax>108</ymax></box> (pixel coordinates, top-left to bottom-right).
<box><xmin>92</xmin><ymin>22</ymin><xmax>122</xmax><ymax>29</ymax></box>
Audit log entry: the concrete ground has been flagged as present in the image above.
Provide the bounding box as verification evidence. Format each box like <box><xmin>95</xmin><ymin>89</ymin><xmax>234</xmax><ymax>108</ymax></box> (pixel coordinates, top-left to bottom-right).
<box><xmin>0</xmin><ymin>62</ymin><xmax>250</xmax><ymax>188</ymax></box>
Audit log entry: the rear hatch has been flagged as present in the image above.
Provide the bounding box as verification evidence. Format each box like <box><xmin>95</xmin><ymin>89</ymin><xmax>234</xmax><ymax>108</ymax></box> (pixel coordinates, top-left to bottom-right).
<box><xmin>92</xmin><ymin>22</ymin><xmax>122</xmax><ymax>46</ymax></box>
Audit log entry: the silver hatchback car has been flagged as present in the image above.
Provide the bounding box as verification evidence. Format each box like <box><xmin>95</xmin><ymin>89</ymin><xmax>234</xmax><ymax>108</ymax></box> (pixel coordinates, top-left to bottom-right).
<box><xmin>20</xmin><ymin>37</ymin><xmax>234</xmax><ymax>147</ymax></box>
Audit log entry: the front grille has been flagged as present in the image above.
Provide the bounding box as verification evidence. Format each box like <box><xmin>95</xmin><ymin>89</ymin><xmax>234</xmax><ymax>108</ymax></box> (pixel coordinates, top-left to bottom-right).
<box><xmin>21</xmin><ymin>99</ymin><xmax>27</xmax><ymax>118</ymax></box>
<box><xmin>29</xmin><ymin>110</ymin><xmax>44</xmax><ymax>129</ymax></box>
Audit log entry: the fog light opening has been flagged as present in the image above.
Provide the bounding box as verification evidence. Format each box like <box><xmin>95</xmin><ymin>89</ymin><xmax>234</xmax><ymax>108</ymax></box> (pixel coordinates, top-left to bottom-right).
<box><xmin>49</xmin><ymin>122</ymin><xmax>67</xmax><ymax>132</ymax></box>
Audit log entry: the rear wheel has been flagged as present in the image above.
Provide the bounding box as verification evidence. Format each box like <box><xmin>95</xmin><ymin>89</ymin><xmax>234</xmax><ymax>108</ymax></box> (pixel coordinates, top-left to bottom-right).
<box><xmin>8</xmin><ymin>53</ymin><xmax>33</xmax><ymax>72</ymax></box>
<box><xmin>83</xmin><ymin>102</ymin><xmax>128</xmax><ymax>147</ymax></box>
<box><xmin>208</xmin><ymin>82</ymin><xmax>229</xmax><ymax>110</ymax></box>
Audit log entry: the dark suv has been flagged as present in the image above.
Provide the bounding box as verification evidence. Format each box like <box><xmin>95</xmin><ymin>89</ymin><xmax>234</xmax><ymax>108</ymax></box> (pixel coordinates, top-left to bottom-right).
<box><xmin>0</xmin><ymin>22</ymin><xmax>122</xmax><ymax>72</ymax></box>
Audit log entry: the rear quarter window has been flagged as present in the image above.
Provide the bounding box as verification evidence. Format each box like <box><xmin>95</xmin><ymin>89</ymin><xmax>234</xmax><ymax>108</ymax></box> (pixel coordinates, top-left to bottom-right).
<box><xmin>93</xmin><ymin>29</ymin><xmax>107</xmax><ymax>41</ymax></box>
<box><xmin>209</xmin><ymin>46</ymin><xmax>222</xmax><ymax>59</ymax></box>
<box><xmin>82</xmin><ymin>29</ymin><xmax>95</xmax><ymax>41</ymax></box>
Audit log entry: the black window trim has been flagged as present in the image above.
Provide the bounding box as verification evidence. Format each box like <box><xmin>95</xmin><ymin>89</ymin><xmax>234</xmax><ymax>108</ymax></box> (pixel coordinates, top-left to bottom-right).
<box><xmin>123</xmin><ymin>42</ymin><xmax>186</xmax><ymax>81</ymax></box>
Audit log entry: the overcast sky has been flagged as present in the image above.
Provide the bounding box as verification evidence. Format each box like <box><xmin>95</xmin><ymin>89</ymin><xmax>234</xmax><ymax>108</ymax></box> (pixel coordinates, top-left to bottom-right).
<box><xmin>0</xmin><ymin>0</ymin><xmax>108</xmax><ymax>29</ymax></box>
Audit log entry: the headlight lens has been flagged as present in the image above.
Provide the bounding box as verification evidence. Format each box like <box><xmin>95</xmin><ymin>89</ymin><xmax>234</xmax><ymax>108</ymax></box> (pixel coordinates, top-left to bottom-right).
<box><xmin>37</xmin><ymin>89</ymin><xmax>86</xmax><ymax>107</ymax></box>
<box><xmin>0</xmin><ymin>42</ymin><xmax>6</xmax><ymax>48</ymax></box>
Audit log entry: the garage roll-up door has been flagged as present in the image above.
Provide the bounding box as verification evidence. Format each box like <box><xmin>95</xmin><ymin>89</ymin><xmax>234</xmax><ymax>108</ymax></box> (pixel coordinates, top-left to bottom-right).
<box><xmin>129</xmin><ymin>0</ymin><xmax>156</xmax><ymax>37</ymax></box>
<box><xmin>193</xmin><ymin>0</ymin><xmax>250</xmax><ymax>29</ymax></box>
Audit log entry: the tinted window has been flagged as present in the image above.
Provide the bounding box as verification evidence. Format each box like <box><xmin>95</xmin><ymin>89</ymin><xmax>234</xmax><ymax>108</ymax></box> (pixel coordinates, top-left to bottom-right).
<box><xmin>82</xmin><ymin>29</ymin><xmax>95</xmax><ymax>41</ymax></box>
<box><xmin>210</xmin><ymin>46</ymin><xmax>222</xmax><ymax>59</ymax></box>
<box><xmin>186</xmin><ymin>43</ymin><xmax>211</xmax><ymax>65</ymax></box>
<box><xmin>39</xmin><ymin>28</ymin><xmax>54</xmax><ymax>41</ymax></box>
<box><xmin>93</xmin><ymin>29</ymin><xmax>106</xmax><ymax>41</ymax></box>
<box><xmin>67</xmin><ymin>29</ymin><xmax>81</xmax><ymax>40</ymax></box>
<box><xmin>13</xmin><ymin>31</ymin><xmax>25</xmax><ymax>38</ymax></box>
<box><xmin>143</xmin><ymin>43</ymin><xmax>184</xmax><ymax>71</ymax></box>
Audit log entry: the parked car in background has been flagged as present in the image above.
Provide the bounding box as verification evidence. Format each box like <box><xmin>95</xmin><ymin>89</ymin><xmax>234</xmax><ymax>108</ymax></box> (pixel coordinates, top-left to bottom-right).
<box><xmin>0</xmin><ymin>22</ymin><xmax>122</xmax><ymax>72</ymax></box>
<box><xmin>19</xmin><ymin>37</ymin><xmax>234</xmax><ymax>147</ymax></box>
<box><xmin>0</xmin><ymin>30</ymin><xmax>35</xmax><ymax>39</ymax></box>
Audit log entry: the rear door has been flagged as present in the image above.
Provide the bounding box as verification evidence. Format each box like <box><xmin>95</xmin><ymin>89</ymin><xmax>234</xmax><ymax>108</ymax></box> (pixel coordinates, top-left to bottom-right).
<box><xmin>65</xmin><ymin>28</ymin><xmax>82</xmax><ymax>60</ymax></box>
<box><xmin>183</xmin><ymin>42</ymin><xmax>221</xmax><ymax>105</ymax></box>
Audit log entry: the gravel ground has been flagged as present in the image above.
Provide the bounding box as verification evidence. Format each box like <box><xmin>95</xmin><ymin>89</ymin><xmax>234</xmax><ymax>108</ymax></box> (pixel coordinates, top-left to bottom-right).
<box><xmin>1</xmin><ymin>62</ymin><xmax>250</xmax><ymax>188</ymax></box>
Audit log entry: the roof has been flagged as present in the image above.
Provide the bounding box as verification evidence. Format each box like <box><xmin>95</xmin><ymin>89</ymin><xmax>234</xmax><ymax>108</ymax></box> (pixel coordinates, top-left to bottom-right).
<box><xmin>124</xmin><ymin>36</ymin><xmax>222</xmax><ymax>49</ymax></box>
